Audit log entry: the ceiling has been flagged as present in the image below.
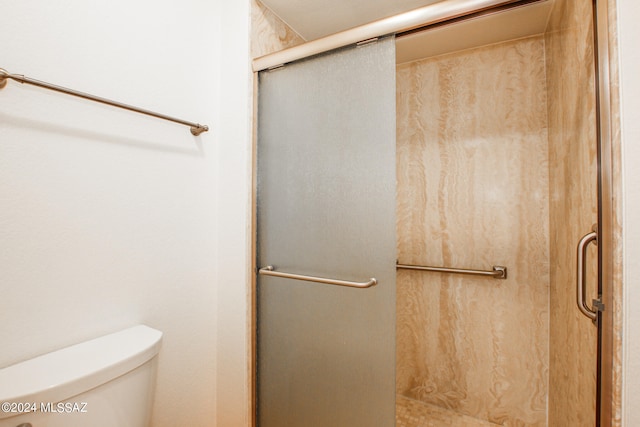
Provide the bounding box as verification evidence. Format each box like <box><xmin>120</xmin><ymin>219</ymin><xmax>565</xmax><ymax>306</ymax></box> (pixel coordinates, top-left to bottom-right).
<box><xmin>258</xmin><ymin>0</ymin><xmax>444</xmax><ymax>41</ymax></box>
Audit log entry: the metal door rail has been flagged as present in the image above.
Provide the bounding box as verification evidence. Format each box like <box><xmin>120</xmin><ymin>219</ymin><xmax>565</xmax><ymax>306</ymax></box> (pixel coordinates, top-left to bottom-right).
<box><xmin>396</xmin><ymin>263</ymin><xmax>507</xmax><ymax>279</ymax></box>
<box><xmin>0</xmin><ymin>68</ymin><xmax>208</xmax><ymax>136</ymax></box>
<box><xmin>258</xmin><ymin>266</ymin><xmax>377</xmax><ymax>288</ymax></box>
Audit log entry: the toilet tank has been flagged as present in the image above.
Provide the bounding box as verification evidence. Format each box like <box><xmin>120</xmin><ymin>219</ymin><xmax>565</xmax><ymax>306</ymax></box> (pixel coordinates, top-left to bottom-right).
<box><xmin>0</xmin><ymin>325</ymin><xmax>162</xmax><ymax>427</ymax></box>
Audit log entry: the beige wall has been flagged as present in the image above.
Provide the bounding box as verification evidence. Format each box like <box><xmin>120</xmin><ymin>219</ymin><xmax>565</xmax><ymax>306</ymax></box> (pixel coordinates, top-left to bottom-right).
<box><xmin>396</xmin><ymin>36</ymin><xmax>550</xmax><ymax>426</ymax></box>
<box><xmin>617</xmin><ymin>0</ymin><xmax>640</xmax><ymax>425</ymax></box>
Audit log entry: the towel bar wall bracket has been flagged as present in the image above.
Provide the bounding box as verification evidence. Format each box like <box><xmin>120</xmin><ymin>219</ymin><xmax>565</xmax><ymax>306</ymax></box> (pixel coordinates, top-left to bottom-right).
<box><xmin>0</xmin><ymin>68</ymin><xmax>209</xmax><ymax>136</ymax></box>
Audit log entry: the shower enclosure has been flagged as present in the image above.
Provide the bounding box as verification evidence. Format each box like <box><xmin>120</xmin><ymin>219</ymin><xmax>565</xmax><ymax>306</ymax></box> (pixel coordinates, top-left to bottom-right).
<box><xmin>254</xmin><ymin>0</ymin><xmax>615</xmax><ymax>425</ymax></box>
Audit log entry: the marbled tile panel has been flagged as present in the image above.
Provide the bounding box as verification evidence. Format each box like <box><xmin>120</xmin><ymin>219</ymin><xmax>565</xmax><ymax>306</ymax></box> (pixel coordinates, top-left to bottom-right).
<box><xmin>396</xmin><ymin>395</ymin><xmax>501</xmax><ymax>427</ymax></box>
<box><xmin>545</xmin><ymin>0</ymin><xmax>599</xmax><ymax>425</ymax></box>
<box><xmin>251</xmin><ymin>0</ymin><xmax>305</xmax><ymax>59</ymax></box>
<box><xmin>396</xmin><ymin>36</ymin><xmax>550</xmax><ymax>426</ymax></box>
<box><xmin>605</xmin><ymin>0</ymin><xmax>624</xmax><ymax>424</ymax></box>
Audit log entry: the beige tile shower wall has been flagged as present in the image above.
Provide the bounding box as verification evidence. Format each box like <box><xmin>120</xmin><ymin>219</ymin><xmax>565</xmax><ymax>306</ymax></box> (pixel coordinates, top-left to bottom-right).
<box><xmin>396</xmin><ymin>37</ymin><xmax>550</xmax><ymax>426</ymax></box>
<box><xmin>545</xmin><ymin>0</ymin><xmax>600</xmax><ymax>426</ymax></box>
<box><xmin>606</xmin><ymin>0</ymin><xmax>623</xmax><ymax>422</ymax></box>
<box><xmin>251</xmin><ymin>0</ymin><xmax>305</xmax><ymax>59</ymax></box>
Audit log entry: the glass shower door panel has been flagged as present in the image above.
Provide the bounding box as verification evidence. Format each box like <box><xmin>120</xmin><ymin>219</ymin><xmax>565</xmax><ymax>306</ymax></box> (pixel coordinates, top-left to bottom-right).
<box><xmin>546</xmin><ymin>1</ymin><xmax>601</xmax><ymax>425</ymax></box>
<box><xmin>257</xmin><ymin>37</ymin><xmax>396</xmax><ymax>427</ymax></box>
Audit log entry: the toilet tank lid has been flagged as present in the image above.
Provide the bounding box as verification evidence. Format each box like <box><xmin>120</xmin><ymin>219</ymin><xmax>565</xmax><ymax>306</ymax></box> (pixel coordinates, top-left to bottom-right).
<box><xmin>0</xmin><ymin>325</ymin><xmax>162</xmax><ymax>414</ymax></box>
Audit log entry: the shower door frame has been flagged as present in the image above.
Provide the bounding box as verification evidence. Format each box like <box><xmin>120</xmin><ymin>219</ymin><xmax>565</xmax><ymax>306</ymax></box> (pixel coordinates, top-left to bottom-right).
<box><xmin>593</xmin><ymin>0</ymin><xmax>616</xmax><ymax>424</ymax></box>
<box><xmin>249</xmin><ymin>0</ymin><xmax>621</xmax><ymax>425</ymax></box>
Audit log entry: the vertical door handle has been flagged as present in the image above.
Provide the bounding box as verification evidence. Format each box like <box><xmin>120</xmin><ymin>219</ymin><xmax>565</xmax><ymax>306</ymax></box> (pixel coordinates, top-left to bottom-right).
<box><xmin>576</xmin><ymin>227</ymin><xmax>598</xmax><ymax>321</ymax></box>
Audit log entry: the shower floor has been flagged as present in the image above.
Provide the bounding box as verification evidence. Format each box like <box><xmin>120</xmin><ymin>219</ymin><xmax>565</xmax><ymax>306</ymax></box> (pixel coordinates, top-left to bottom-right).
<box><xmin>396</xmin><ymin>395</ymin><xmax>501</xmax><ymax>427</ymax></box>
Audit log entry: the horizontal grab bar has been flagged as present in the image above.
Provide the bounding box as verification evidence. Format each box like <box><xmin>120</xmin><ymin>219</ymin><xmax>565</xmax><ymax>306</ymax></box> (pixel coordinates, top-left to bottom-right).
<box><xmin>258</xmin><ymin>266</ymin><xmax>377</xmax><ymax>288</ymax></box>
<box><xmin>396</xmin><ymin>263</ymin><xmax>507</xmax><ymax>279</ymax></box>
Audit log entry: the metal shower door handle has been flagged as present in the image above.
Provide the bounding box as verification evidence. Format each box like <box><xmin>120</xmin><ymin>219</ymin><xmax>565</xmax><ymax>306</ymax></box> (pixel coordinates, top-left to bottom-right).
<box><xmin>258</xmin><ymin>265</ymin><xmax>377</xmax><ymax>288</ymax></box>
<box><xmin>576</xmin><ymin>226</ymin><xmax>598</xmax><ymax>321</ymax></box>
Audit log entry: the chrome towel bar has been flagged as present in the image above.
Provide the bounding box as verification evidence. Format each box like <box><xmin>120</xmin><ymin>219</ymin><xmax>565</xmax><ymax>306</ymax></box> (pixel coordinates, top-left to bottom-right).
<box><xmin>258</xmin><ymin>266</ymin><xmax>377</xmax><ymax>288</ymax></box>
<box><xmin>0</xmin><ymin>68</ymin><xmax>208</xmax><ymax>136</ymax></box>
<box><xmin>396</xmin><ymin>263</ymin><xmax>507</xmax><ymax>279</ymax></box>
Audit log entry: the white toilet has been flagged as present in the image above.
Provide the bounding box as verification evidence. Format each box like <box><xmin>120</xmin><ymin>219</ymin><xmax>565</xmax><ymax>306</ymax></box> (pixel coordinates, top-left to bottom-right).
<box><xmin>0</xmin><ymin>325</ymin><xmax>162</xmax><ymax>427</ymax></box>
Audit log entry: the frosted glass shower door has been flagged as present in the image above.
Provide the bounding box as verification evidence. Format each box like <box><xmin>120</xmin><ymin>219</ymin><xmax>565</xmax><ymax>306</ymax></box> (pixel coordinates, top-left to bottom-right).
<box><xmin>256</xmin><ymin>37</ymin><xmax>396</xmax><ymax>427</ymax></box>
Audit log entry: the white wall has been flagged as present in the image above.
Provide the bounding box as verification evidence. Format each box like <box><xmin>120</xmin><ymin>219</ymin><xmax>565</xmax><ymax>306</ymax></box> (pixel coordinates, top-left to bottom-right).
<box><xmin>216</xmin><ymin>1</ymin><xmax>253</xmax><ymax>426</ymax></box>
<box><xmin>0</xmin><ymin>1</ymin><xmax>251</xmax><ymax>426</ymax></box>
<box><xmin>619</xmin><ymin>1</ymin><xmax>640</xmax><ymax>425</ymax></box>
